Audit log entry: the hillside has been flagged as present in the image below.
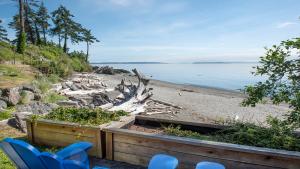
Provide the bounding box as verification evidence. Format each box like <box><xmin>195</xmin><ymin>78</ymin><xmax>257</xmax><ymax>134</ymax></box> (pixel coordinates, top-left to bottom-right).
<box><xmin>0</xmin><ymin>41</ymin><xmax>91</xmax><ymax>81</ymax></box>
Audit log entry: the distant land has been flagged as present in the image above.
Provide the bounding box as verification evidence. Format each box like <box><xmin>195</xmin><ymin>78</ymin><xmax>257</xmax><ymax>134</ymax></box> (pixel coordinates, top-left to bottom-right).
<box><xmin>192</xmin><ymin>61</ymin><xmax>258</xmax><ymax>64</ymax></box>
<box><xmin>91</xmin><ymin>62</ymin><xmax>167</xmax><ymax>64</ymax></box>
<box><xmin>90</xmin><ymin>61</ymin><xmax>258</xmax><ymax>64</ymax></box>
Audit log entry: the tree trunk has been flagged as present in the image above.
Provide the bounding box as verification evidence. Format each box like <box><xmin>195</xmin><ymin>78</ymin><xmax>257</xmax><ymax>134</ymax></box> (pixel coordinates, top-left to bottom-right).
<box><xmin>24</xmin><ymin>0</ymin><xmax>35</xmax><ymax>44</ymax></box>
<box><xmin>42</xmin><ymin>27</ymin><xmax>46</xmax><ymax>43</ymax></box>
<box><xmin>58</xmin><ymin>33</ymin><xmax>61</xmax><ymax>47</ymax></box>
<box><xmin>63</xmin><ymin>34</ymin><xmax>67</xmax><ymax>52</ymax></box>
<box><xmin>86</xmin><ymin>41</ymin><xmax>89</xmax><ymax>62</ymax></box>
<box><xmin>34</xmin><ymin>22</ymin><xmax>41</xmax><ymax>45</ymax></box>
<box><xmin>19</xmin><ymin>0</ymin><xmax>25</xmax><ymax>33</ymax></box>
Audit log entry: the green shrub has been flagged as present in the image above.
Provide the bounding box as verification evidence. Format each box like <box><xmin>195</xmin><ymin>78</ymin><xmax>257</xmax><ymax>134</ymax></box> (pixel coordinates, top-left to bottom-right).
<box><xmin>43</xmin><ymin>107</ymin><xmax>129</xmax><ymax>126</ymax></box>
<box><xmin>164</xmin><ymin>118</ymin><xmax>300</xmax><ymax>151</ymax></box>
<box><xmin>0</xmin><ymin>107</ymin><xmax>15</xmax><ymax>121</ymax></box>
<box><xmin>32</xmin><ymin>76</ymin><xmax>51</xmax><ymax>94</ymax></box>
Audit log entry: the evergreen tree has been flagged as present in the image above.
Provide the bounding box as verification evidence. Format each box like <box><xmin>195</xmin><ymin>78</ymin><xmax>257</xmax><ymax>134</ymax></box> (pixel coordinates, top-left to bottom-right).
<box><xmin>17</xmin><ymin>0</ymin><xmax>26</xmax><ymax>54</ymax></box>
<box><xmin>51</xmin><ymin>5</ymin><xmax>82</xmax><ymax>52</ymax></box>
<box><xmin>81</xmin><ymin>29</ymin><xmax>99</xmax><ymax>62</ymax></box>
<box><xmin>36</xmin><ymin>2</ymin><xmax>50</xmax><ymax>44</ymax></box>
<box><xmin>0</xmin><ymin>19</ymin><xmax>9</xmax><ymax>42</ymax></box>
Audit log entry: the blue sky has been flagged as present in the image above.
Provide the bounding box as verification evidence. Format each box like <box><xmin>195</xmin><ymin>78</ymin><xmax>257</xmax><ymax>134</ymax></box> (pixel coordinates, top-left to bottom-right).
<box><xmin>0</xmin><ymin>0</ymin><xmax>300</xmax><ymax>62</ymax></box>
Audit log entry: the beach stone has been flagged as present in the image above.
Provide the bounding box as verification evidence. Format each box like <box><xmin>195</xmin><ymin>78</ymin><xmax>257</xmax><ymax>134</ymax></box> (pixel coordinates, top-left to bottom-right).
<box><xmin>61</xmin><ymin>82</ymin><xmax>68</xmax><ymax>89</ymax></box>
<box><xmin>70</xmin><ymin>84</ymin><xmax>79</xmax><ymax>91</ymax></box>
<box><xmin>0</xmin><ymin>99</ymin><xmax>7</xmax><ymax>111</ymax></box>
<box><xmin>2</xmin><ymin>87</ymin><xmax>20</xmax><ymax>106</ymax></box>
<box><xmin>57</xmin><ymin>100</ymin><xmax>79</xmax><ymax>107</ymax></box>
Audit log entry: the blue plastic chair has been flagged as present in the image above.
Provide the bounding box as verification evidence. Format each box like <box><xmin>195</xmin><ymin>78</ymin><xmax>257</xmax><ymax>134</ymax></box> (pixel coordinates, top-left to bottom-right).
<box><xmin>0</xmin><ymin>138</ymin><xmax>109</xmax><ymax>169</ymax></box>
<box><xmin>196</xmin><ymin>161</ymin><xmax>225</xmax><ymax>169</ymax></box>
<box><xmin>148</xmin><ymin>154</ymin><xmax>179</xmax><ymax>169</ymax></box>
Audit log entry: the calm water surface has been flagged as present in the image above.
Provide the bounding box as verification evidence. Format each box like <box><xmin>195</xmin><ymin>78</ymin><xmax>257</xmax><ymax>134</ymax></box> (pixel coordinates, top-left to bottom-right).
<box><xmin>94</xmin><ymin>63</ymin><xmax>265</xmax><ymax>91</ymax></box>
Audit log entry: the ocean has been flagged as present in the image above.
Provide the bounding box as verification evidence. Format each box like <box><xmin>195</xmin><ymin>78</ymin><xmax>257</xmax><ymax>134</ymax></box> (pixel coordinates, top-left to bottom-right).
<box><xmin>93</xmin><ymin>63</ymin><xmax>265</xmax><ymax>91</ymax></box>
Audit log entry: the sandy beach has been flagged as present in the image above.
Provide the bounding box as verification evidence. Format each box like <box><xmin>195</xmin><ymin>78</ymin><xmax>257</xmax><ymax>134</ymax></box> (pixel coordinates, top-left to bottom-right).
<box><xmin>94</xmin><ymin>73</ymin><xmax>290</xmax><ymax>125</ymax></box>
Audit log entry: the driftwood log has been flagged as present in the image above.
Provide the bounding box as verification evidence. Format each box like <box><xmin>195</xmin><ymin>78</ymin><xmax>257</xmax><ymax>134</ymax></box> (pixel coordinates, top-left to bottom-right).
<box><xmin>100</xmin><ymin>69</ymin><xmax>153</xmax><ymax>114</ymax></box>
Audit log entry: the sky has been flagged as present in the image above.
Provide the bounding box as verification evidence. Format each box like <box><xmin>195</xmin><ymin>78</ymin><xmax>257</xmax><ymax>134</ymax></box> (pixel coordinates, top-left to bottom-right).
<box><xmin>0</xmin><ymin>0</ymin><xmax>300</xmax><ymax>63</ymax></box>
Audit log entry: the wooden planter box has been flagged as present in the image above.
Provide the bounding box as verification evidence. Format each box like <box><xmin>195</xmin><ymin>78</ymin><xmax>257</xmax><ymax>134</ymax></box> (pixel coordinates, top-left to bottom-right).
<box><xmin>25</xmin><ymin>115</ymin><xmax>134</xmax><ymax>158</ymax></box>
<box><xmin>104</xmin><ymin>116</ymin><xmax>300</xmax><ymax>169</ymax></box>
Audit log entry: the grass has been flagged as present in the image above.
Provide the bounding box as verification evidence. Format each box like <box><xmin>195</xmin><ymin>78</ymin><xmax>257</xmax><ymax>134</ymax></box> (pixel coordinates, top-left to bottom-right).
<box><xmin>0</xmin><ymin>64</ymin><xmax>36</xmax><ymax>89</ymax></box>
<box><xmin>0</xmin><ymin>125</ymin><xmax>61</xmax><ymax>169</ymax></box>
<box><xmin>40</xmin><ymin>107</ymin><xmax>129</xmax><ymax>126</ymax></box>
<box><xmin>0</xmin><ymin>107</ymin><xmax>15</xmax><ymax>121</ymax></box>
<box><xmin>0</xmin><ymin>125</ymin><xmax>26</xmax><ymax>169</ymax></box>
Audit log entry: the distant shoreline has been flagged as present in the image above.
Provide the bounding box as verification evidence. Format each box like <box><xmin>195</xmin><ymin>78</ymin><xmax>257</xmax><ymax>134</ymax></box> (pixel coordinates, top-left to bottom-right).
<box><xmin>90</xmin><ymin>61</ymin><xmax>258</xmax><ymax>64</ymax></box>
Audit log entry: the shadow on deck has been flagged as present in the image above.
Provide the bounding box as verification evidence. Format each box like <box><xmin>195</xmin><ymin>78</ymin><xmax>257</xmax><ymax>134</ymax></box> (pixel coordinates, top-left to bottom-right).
<box><xmin>90</xmin><ymin>157</ymin><xmax>146</xmax><ymax>169</ymax></box>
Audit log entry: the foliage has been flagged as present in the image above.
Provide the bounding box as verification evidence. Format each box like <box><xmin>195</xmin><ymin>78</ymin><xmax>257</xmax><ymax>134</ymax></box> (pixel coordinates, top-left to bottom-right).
<box><xmin>0</xmin><ymin>107</ymin><xmax>15</xmax><ymax>121</ymax></box>
<box><xmin>32</xmin><ymin>75</ymin><xmax>52</xmax><ymax>94</ymax></box>
<box><xmin>0</xmin><ymin>19</ymin><xmax>9</xmax><ymax>42</ymax></box>
<box><xmin>81</xmin><ymin>29</ymin><xmax>99</xmax><ymax>61</ymax></box>
<box><xmin>36</xmin><ymin>2</ymin><xmax>50</xmax><ymax>43</ymax></box>
<box><xmin>43</xmin><ymin>107</ymin><xmax>129</xmax><ymax>126</ymax></box>
<box><xmin>242</xmin><ymin>38</ymin><xmax>300</xmax><ymax>129</ymax></box>
<box><xmin>69</xmin><ymin>51</ymin><xmax>92</xmax><ymax>72</ymax></box>
<box><xmin>16</xmin><ymin>32</ymin><xmax>26</xmax><ymax>54</ymax></box>
<box><xmin>51</xmin><ymin>5</ymin><xmax>83</xmax><ymax>52</ymax></box>
<box><xmin>164</xmin><ymin>118</ymin><xmax>300</xmax><ymax>151</ymax></box>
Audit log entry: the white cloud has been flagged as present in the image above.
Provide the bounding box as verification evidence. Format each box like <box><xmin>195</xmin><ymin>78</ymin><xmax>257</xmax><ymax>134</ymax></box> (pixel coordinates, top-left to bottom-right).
<box><xmin>276</xmin><ymin>22</ymin><xmax>297</xmax><ymax>28</ymax></box>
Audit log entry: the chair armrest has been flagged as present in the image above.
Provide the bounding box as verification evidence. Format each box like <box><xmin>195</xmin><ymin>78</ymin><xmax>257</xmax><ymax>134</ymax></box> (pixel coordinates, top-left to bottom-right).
<box><xmin>56</xmin><ymin>142</ymin><xmax>93</xmax><ymax>160</ymax></box>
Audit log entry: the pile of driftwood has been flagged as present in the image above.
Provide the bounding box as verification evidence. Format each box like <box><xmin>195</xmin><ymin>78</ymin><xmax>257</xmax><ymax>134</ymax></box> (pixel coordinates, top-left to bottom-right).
<box><xmin>55</xmin><ymin>69</ymin><xmax>153</xmax><ymax>114</ymax></box>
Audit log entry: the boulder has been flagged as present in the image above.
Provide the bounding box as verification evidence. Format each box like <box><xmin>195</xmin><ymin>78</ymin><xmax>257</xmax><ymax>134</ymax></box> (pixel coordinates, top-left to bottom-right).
<box><xmin>92</xmin><ymin>93</ymin><xmax>111</xmax><ymax>106</ymax></box>
<box><xmin>20</xmin><ymin>90</ymin><xmax>35</xmax><ymax>103</ymax></box>
<box><xmin>16</xmin><ymin>102</ymin><xmax>58</xmax><ymax>115</ymax></box>
<box><xmin>0</xmin><ymin>99</ymin><xmax>7</xmax><ymax>111</ymax></box>
<box><xmin>94</xmin><ymin>66</ymin><xmax>114</xmax><ymax>75</ymax></box>
<box><xmin>57</xmin><ymin>100</ymin><xmax>79</xmax><ymax>107</ymax></box>
<box><xmin>14</xmin><ymin>111</ymin><xmax>32</xmax><ymax>133</ymax></box>
<box><xmin>22</xmin><ymin>85</ymin><xmax>41</xmax><ymax>94</ymax></box>
<box><xmin>2</xmin><ymin>87</ymin><xmax>20</xmax><ymax>106</ymax></box>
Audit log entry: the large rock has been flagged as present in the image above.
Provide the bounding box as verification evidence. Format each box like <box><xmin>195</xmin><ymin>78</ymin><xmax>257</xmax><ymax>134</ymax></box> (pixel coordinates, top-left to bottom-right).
<box><xmin>22</xmin><ymin>85</ymin><xmax>41</xmax><ymax>94</ymax></box>
<box><xmin>92</xmin><ymin>93</ymin><xmax>111</xmax><ymax>106</ymax></box>
<box><xmin>57</xmin><ymin>100</ymin><xmax>79</xmax><ymax>107</ymax></box>
<box><xmin>95</xmin><ymin>66</ymin><xmax>115</xmax><ymax>75</ymax></box>
<box><xmin>2</xmin><ymin>87</ymin><xmax>20</xmax><ymax>106</ymax></box>
<box><xmin>16</xmin><ymin>102</ymin><xmax>58</xmax><ymax>115</ymax></box>
<box><xmin>0</xmin><ymin>99</ymin><xmax>7</xmax><ymax>111</ymax></box>
<box><xmin>20</xmin><ymin>90</ymin><xmax>35</xmax><ymax>103</ymax></box>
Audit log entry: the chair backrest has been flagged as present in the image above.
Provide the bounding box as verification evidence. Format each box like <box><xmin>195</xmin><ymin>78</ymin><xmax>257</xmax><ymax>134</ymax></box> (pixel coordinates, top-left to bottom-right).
<box><xmin>0</xmin><ymin>140</ymin><xmax>29</xmax><ymax>169</ymax></box>
<box><xmin>196</xmin><ymin>161</ymin><xmax>225</xmax><ymax>169</ymax></box>
<box><xmin>4</xmin><ymin>138</ymin><xmax>47</xmax><ymax>169</ymax></box>
<box><xmin>148</xmin><ymin>154</ymin><xmax>178</xmax><ymax>169</ymax></box>
<box><xmin>40</xmin><ymin>152</ymin><xmax>64</xmax><ymax>169</ymax></box>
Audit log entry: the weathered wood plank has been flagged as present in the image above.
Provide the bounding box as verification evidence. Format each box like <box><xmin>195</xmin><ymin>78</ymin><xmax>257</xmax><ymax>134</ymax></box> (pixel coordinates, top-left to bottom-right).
<box><xmin>34</xmin><ymin>122</ymin><xmax>97</xmax><ymax>137</ymax></box>
<box><xmin>104</xmin><ymin>128</ymin><xmax>300</xmax><ymax>169</ymax></box>
<box><xmin>106</xmin><ymin>132</ymin><xmax>113</xmax><ymax>160</ymax></box>
<box><xmin>113</xmin><ymin>134</ymin><xmax>299</xmax><ymax>168</ymax></box>
<box><xmin>114</xmin><ymin>141</ymin><xmax>278</xmax><ymax>169</ymax></box>
<box><xmin>26</xmin><ymin>122</ymin><xmax>33</xmax><ymax>143</ymax></box>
